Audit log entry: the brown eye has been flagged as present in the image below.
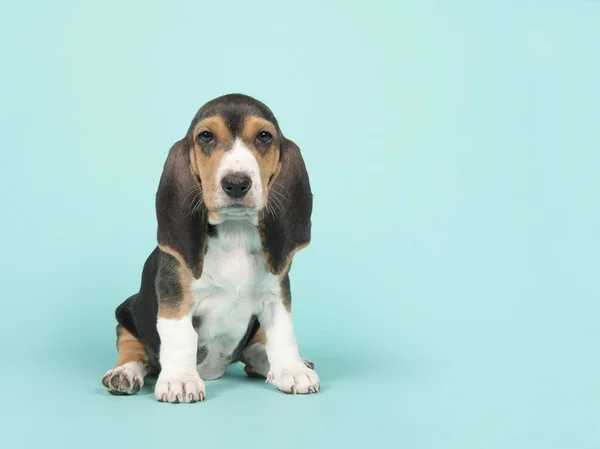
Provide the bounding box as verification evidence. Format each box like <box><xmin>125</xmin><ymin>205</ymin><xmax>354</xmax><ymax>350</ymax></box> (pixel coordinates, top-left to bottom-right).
<box><xmin>198</xmin><ymin>131</ymin><xmax>213</xmax><ymax>143</ymax></box>
<box><xmin>256</xmin><ymin>131</ymin><xmax>272</xmax><ymax>144</ymax></box>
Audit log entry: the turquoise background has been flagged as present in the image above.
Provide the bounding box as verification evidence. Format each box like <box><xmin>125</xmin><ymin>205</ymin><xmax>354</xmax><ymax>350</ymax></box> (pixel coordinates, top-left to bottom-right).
<box><xmin>1</xmin><ymin>1</ymin><xmax>598</xmax><ymax>448</ymax></box>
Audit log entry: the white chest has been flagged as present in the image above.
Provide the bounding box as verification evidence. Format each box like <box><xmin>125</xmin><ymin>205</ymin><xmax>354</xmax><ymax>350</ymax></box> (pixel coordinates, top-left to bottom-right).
<box><xmin>188</xmin><ymin>220</ymin><xmax>277</xmax><ymax>378</ymax></box>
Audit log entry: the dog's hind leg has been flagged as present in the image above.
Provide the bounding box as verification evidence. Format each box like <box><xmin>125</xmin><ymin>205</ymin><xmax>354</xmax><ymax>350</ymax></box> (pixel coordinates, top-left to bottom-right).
<box><xmin>102</xmin><ymin>325</ymin><xmax>149</xmax><ymax>395</ymax></box>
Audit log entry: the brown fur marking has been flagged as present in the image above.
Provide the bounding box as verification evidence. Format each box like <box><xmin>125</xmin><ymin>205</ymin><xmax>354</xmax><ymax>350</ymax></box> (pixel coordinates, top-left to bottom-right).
<box><xmin>247</xmin><ymin>326</ymin><xmax>267</xmax><ymax>346</ymax></box>
<box><xmin>115</xmin><ymin>327</ymin><xmax>149</xmax><ymax>368</ymax></box>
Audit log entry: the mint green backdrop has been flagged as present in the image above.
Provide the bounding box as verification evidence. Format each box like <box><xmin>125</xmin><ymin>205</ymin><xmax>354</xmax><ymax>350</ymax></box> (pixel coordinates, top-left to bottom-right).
<box><xmin>1</xmin><ymin>1</ymin><xmax>598</xmax><ymax>448</ymax></box>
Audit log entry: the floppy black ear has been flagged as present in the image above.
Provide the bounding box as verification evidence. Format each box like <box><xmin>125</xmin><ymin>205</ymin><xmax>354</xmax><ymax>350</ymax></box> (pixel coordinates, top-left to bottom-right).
<box><xmin>259</xmin><ymin>137</ymin><xmax>313</xmax><ymax>275</ymax></box>
<box><xmin>156</xmin><ymin>139</ymin><xmax>208</xmax><ymax>279</ymax></box>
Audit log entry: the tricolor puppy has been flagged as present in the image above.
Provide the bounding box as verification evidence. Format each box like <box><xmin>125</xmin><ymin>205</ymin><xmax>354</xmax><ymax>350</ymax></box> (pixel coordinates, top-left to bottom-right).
<box><xmin>102</xmin><ymin>94</ymin><xmax>319</xmax><ymax>402</ymax></box>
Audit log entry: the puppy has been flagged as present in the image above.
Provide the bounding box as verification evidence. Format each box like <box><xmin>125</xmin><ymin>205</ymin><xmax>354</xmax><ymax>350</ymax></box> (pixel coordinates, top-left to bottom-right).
<box><xmin>102</xmin><ymin>94</ymin><xmax>319</xmax><ymax>403</ymax></box>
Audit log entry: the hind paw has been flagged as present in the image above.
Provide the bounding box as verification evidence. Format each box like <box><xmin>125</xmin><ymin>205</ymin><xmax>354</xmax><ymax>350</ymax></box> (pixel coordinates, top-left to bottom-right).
<box><xmin>102</xmin><ymin>362</ymin><xmax>145</xmax><ymax>395</ymax></box>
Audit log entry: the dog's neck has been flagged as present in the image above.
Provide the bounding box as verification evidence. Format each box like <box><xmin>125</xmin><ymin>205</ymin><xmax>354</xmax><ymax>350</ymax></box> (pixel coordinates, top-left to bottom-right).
<box><xmin>207</xmin><ymin>217</ymin><xmax>262</xmax><ymax>255</ymax></box>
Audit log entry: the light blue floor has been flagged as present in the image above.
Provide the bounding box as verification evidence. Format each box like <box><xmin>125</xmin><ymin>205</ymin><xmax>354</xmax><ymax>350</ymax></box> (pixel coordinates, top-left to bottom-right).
<box><xmin>1</xmin><ymin>1</ymin><xmax>599</xmax><ymax>448</ymax></box>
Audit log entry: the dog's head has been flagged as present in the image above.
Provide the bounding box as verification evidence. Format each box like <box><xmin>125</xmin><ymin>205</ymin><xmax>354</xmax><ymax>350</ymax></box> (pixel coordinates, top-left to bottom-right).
<box><xmin>156</xmin><ymin>94</ymin><xmax>312</xmax><ymax>278</ymax></box>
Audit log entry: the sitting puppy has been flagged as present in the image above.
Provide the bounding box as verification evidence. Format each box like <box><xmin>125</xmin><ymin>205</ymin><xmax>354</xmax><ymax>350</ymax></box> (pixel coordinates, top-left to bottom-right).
<box><xmin>102</xmin><ymin>94</ymin><xmax>319</xmax><ymax>403</ymax></box>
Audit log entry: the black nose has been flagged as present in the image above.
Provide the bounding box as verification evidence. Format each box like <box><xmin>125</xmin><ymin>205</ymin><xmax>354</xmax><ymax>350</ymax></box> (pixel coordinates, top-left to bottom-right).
<box><xmin>221</xmin><ymin>173</ymin><xmax>252</xmax><ymax>198</ymax></box>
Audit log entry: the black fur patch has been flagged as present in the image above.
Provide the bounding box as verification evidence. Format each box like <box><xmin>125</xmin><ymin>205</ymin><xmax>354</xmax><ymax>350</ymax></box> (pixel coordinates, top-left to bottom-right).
<box><xmin>207</xmin><ymin>224</ymin><xmax>218</xmax><ymax>238</ymax></box>
<box><xmin>280</xmin><ymin>270</ymin><xmax>292</xmax><ymax>311</ymax></box>
<box><xmin>155</xmin><ymin>250</ymin><xmax>184</xmax><ymax>312</ymax></box>
<box><xmin>197</xmin><ymin>346</ymin><xmax>208</xmax><ymax>365</ymax></box>
<box><xmin>192</xmin><ymin>316</ymin><xmax>202</xmax><ymax>329</ymax></box>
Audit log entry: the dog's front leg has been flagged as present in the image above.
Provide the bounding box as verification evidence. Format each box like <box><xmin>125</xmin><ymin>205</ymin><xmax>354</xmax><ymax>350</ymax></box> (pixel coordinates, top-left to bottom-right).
<box><xmin>154</xmin><ymin>252</ymin><xmax>205</xmax><ymax>403</ymax></box>
<box><xmin>259</xmin><ymin>292</ymin><xmax>320</xmax><ymax>394</ymax></box>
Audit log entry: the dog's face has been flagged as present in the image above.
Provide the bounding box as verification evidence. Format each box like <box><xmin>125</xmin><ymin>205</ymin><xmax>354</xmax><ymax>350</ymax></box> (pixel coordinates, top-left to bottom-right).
<box><xmin>157</xmin><ymin>94</ymin><xmax>312</xmax><ymax>277</ymax></box>
<box><xmin>187</xmin><ymin>96</ymin><xmax>282</xmax><ymax>221</ymax></box>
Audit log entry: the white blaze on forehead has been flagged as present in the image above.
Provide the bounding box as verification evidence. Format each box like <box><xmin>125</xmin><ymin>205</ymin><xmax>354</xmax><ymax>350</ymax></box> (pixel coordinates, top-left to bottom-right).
<box><xmin>217</xmin><ymin>138</ymin><xmax>261</xmax><ymax>178</ymax></box>
<box><xmin>216</xmin><ymin>138</ymin><xmax>262</xmax><ymax>204</ymax></box>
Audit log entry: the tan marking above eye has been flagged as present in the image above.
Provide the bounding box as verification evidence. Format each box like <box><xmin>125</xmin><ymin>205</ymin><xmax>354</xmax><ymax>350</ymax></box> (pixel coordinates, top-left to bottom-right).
<box><xmin>241</xmin><ymin>116</ymin><xmax>277</xmax><ymax>145</ymax></box>
<box><xmin>193</xmin><ymin>116</ymin><xmax>232</xmax><ymax>144</ymax></box>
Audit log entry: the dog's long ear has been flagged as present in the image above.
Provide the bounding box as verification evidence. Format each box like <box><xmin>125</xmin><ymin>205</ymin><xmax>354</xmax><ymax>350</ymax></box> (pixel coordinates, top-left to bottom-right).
<box><xmin>156</xmin><ymin>139</ymin><xmax>208</xmax><ymax>279</ymax></box>
<box><xmin>259</xmin><ymin>137</ymin><xmax>312</xmax><ymax>275</ymax></box>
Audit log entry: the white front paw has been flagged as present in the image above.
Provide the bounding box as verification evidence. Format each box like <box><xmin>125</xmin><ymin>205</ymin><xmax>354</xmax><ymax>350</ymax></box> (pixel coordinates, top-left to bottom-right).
<box><xmin>155</xmin><ymin>371</ymin><xmax>206</xmax><ymax>403</ymax></box>
<box><xmin>267</xmin><ymin>362</ymin><xmax>320</xmax><ymax>394</ymax></box>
